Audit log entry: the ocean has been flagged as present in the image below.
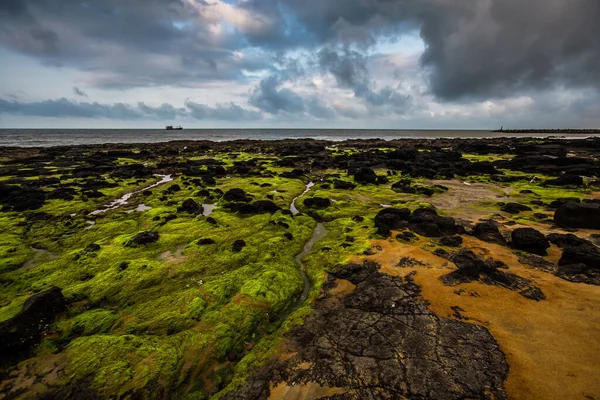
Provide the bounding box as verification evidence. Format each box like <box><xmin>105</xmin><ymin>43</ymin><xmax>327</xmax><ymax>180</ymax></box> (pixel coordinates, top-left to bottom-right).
<box><xmin>0</xmin><ymin>128</ymin><xmax>597</xmax><ymax>147</ymax></box>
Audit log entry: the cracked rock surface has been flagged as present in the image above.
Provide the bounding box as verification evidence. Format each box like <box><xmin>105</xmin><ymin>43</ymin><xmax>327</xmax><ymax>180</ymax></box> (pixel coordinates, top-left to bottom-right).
<box><xmin>224</xmin><ymin>262</ymin><xmax>508</xmax><ymax>400</ymax></box>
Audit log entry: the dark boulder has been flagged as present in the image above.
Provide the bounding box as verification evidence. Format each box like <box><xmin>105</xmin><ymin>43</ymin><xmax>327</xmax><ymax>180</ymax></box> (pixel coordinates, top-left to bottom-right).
<box><xmin>511</xmin><ymin>228</ymin><xmax>550</xmax><ymax>256</ymax></box>
<box><xmin>559</xmin><ymin>244</ymin><xmax>600</xmax><ymax>270</ymax></box>
<box><xmin>376</xmin><ymin>176</ymin><xmax>389</xmax><ymax>184</ymax></box>
<box><xmin>223</xmin><ymin>202</ymin><xmax>257</xmax><ymax>214</ymax></box>
<box><xmin>303</xmin><ymin>197</ymin><xmax>331</xmax><ymax>209</ymax></box>
<box><xmin>501</xmin><ymin>203</ymin><xmax>532</xmax><ymax>214</ymax></box>
<box><xmin>0</xmin><ymin>185</ymin><xmax>46</xmax><ymax>211</ymax></box>
<box><xmin>556</xmin><ymin>263</ymin><xmax>600</xmax><ymax>285</ymax></box>
<box><xmin>549</xmin><ymin>198</ymin><xmax>580</xmax><ymax>208</ymax></box>
<box><xmin>84</xmin><ymin>243</ymin><xmax>101</xmax><ymax>252</ymax></box>
<box><xmin>442</xmin><ymin>249</ymin><xmax>545</xmax><ymax>300</ymax></box>
<box><xmin>223</xmin><ymin>188</ymin><xmax>251</xmax><ymax>203</ymax></box>
<box><xmin>279</xmin><ymin>169</ymin><xmax>305</xmax><ymax>179</ymax></box>
<box><xmin>47</xmin><ymin>187</ymin><xmax>76</xmax><ymax>201</ymax></box>
<box><xmin>333</xmin><ymin>180</ymin><xmax>356</xmax><ymax>190</ymax></box>
<box><xmin>0</xmin><ymin>287</ymin><xmax>67</xmax><ymax>358</ymax></box>
<box><xmin>408</xmin><ymin>208</ymin><xmax>464</xmax><ymax>238</ymax></box>
<box><xmin>391</xmin><ymin>183</ymin><xmax>416</xmax><ymax>194</ymax></box>
<box><xmin>206</xmin><ymin>217</ymin><xmax>217</xmax><ymax>225</ymax></box>
<box><xmin>84</xmin><ymin>190</ymin><xmax>104</xmax><ymax>199</ymax></box>
<box><xmin>166</xmin><ymin>184</ymin><xmax>181</xmax><ymax>193</ymax></box>
<box><xmin>374</xmin><ymin>208</ymin><xmax>411</xmax><ymax>236</ymax></box>
<box><xmin>547</xmin><ymin>233</ymin><xmax>593</xmax><ymax>248</ymax></box>
<box><xmin>330</xmin><ymin>261</ymin><xmax>379</xmax><ymax>284</ymax></box>
<box><xmin>232</xmin><ymin>240</ymin><xmax>246</xmax><ymax>252</ymax></box>
<box><xmin>353</xmin><ymin>167</ymin><xmax>378</xmax><ymax>184</ymax></box>
<box><xmin>440</xmin><ymin>235</ymin><xmax>463</xmax><ymax>247</ymax></box>
<box><xmin>396</xmin><ymin>231</ymin><xmax>417</xmax><ymax>242</ymax></box>
<box><xmin>131</xmin><ymin>231</ymin><xmax>159</xmax><ymax>245</ymax></box>
<box><xmin>178</xmin><ymin>199</ymin><xmax>203</xmax><ymax>215</ymax></box>
<box><xmin>252</xmin><ymin>200</ymin><xmax>280</xmax><ymax>214</ymax></box>
<box><xmin>545</xmin><ymin>174</ymin><xmax>584</xmax><ymax>186</ymax></box>
<box><xmin>471</xmin><ymin>221</ymin><xmax>507</xmax><ymax>245</ymax></box>
<box><xmin>554</xmin><ymin>202</ymin><xmax>600</xmax><ymax>229</ymax></box>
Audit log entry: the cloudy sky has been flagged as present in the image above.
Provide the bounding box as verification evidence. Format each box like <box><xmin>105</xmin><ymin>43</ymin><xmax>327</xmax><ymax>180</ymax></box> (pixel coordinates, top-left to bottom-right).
<box><xmin>0</xmin><ymin>0</ymin><xmax>598</xmax><ymax>129</ymax></box>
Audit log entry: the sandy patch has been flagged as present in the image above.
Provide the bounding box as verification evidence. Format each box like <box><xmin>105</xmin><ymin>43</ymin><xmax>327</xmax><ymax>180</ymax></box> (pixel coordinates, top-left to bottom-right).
<box><xmin>357</xmin><ymin>237</ymin><xmax>600</xmax><ymax>400</ymax></box>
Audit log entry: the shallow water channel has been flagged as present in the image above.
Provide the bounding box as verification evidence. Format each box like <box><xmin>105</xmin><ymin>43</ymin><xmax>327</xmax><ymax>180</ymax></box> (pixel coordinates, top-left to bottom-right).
<box><xmin>89</xmin><ymin>174</ymin><xmax>172</xmax><ymax>216</ymax></box>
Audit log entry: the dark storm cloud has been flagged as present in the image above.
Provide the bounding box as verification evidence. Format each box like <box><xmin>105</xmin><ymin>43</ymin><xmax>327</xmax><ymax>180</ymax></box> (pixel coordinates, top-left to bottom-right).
<box><xmin>0</xmin><ymin>0</ymin><xmax>270</xmax><ymax>87</ymax></box>
<box><xmin>0</xmin><ymin>98</ymin><xmax>143</xmax><ymax>119</ymax></box>
<box><xmin>185</xmin><ymin>100</ymin><xmax>263</xmax><ymax>121</ymax></box>
<box><xmin>1</xmin><ymin>0</ymin><xmax>598</xmax><ymax>106</ymax></box>
<box><xmin>417</xmin><ymin>0</ymin><xmax>600</xmax><ymax>100</ymax></box>
<box><xmin>138</xmin><ymin>102</ymin><xmax>187</xmax><ymax>119</ymax></box>
<box><xmin>249</xmin><ymin>75</ymin><xmax>305</xmax><ymax>114</ymax></box>
<box><xmin>0</xmin><ymin>97</ymin><xmax>262</xmax><ymax>121</ymax></box>
<box><xmin>282</xmin><ymin>0</ymin><xmax>600</xmax><ymax>100</ymax></box>
<box><xmin>73</xmin><ymin>87</ymin><xmax>88</xmax><ymax>98</ymax></box>
<box><xmin>317</xmin><ymin>46</ymin><xmax>411</xmax><ymax>111</ymax></box>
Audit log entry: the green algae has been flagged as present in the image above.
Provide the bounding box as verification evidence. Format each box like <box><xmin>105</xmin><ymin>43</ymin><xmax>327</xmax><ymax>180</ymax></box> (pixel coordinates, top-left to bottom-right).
<box><xmin>8</xmin><ymin>144</ymin><xmax>592</xmax><ymax>399</ymax></box>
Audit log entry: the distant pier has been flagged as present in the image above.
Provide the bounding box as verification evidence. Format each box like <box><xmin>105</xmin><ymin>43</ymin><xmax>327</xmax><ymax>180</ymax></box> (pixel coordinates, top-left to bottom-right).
<box><xmin>492</xmin><ymin>128</ymin><xmax>600</xmax><ymax>134</ymax></box>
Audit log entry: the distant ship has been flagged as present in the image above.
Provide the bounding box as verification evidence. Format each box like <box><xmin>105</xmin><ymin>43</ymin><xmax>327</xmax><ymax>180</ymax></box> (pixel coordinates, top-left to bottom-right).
<box><xmin>166</xmin><ymin>125</ymin><xmax>183</xmax><ymax>130</ymax></box>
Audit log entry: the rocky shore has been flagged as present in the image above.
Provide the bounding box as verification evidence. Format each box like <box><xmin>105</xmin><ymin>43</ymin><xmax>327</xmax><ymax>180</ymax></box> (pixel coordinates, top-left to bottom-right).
<box><xmin>0</xmin><ymin>137</ymin><xmax>599</xmax><ymax>399</ymax></box>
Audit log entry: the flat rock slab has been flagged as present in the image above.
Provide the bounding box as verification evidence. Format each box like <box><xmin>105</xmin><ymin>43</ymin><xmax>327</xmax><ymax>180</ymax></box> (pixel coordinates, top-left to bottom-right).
<box><xmin>225</xmin><ymin>263</ymin><xmax>508</xmax><ymax>400</ymax></box>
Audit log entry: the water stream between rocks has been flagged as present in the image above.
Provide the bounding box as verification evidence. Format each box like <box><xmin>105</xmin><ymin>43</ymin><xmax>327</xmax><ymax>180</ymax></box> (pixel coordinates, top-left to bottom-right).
<box><xmin>89</xmin><ymin>174</ymin><xmax>172</xmax><ymax>216</ymax></box>
<box><xmin>276</xmin><ymin>181</ymin><xmax>328</xmax><ymax>321</ymax></box>
<box><xmin>290</xmin><ymin>181</ymin><xmax>314</xmax><ymax>215</ymax></box>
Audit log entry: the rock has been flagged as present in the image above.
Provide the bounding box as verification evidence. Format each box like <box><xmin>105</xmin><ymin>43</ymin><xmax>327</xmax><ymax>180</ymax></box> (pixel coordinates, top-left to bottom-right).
<box><xmin>0</xmin><ymin>287</ymin><xmax>67</xmax><ymax>358</ymax></box>
<box><xmin>549</xmin><ymin>198</ymin><xmax>580</xmax><ymax>208</ymax></box>
<box><xmin>232</xmin><ymin>240</ymin><xmax>246</xmax><ymax>252</ymax></box>
<box><xmin>223</xmin><ymin>202</ymin><xmax>257</xmax><ymax>214</ymax></box>
<box><xmin>131</xmin><ymin>231</ymin><xmax>159</xmax><ymax>245</ymax></box>
<box><xmin>556</xmin><ymin>263</ymin><xmax>600</xmax><ymax>285</ymax></box>
<box><xmin>471</xmin><ymin>220</ymin><xmax>507</xmax><ymax>245</ymax></box>
<box><xmin>84</xmin><ymin>243</ymin><xmax>101</xmax><ymax>252</ymax></box>
<box><xmin>396</xmin><ymin>231</ymin><xmax>417</xmax><ymax>242</ymax></box>
<box><xmin>206</xmin><ymin>217</ymin><xmax>217</xmax><ymax>225</ymax></box>
<box><xmin>391</xmin><ymin>183</ymin><xmax>417</xmax><ymax>194</ymax></box>
<box><xmin>511</xmin><ymin>228</ymin><xmax>550</xmax><ymax>256</ymax></box>
<box><xmin>408</xmin><ymin>208</ymin><xmax>464</xmax><ymax>238</ymax></box>
<box><xmin>223</xmin><ymin>188</ymin><xmax>251</xmax><ymax>203</ymax></box>
<box><xmin>501</xmin><ymin>203</ymin><xmax>532</xmax><ymax>214</ymax></box>
<box><xmin>554</xmin><ymin>202</ymin><xmax>600</xmax><ymax>229</ymax></box>
<box><xmin>197</xmin><ymin>238</ymin><xmax>216</xmax><ymax>245</ymax></box>
<box><xmin>440</xmin><ymin>235</ymin><xmax>463</xmax><ymax>247</ymax></box>
<box><xmin>374</xmin><ymin>208</ymin><xmax>411</xmax><ymax>236</ymax></box>
<box><xmin>545</xmin><ymin>174</ymin><xmax>584</xmax><ymax>186</ymax></box>
<box><xmin>333</xmin><ymin>179</ymin><xmax>356</xmax><ymax>190</ymax></box>
<box><xmin>0</xmin><ymin>185</ymin><xmax>46</xmax><ymax>211</ymax></box>
<box><xmin>559</xmin><ymin>244</ymin><xmax>600</xmax><ymax>270</ymax></box>
<box><xmin>178</xmin><ymin>198</ymin><xmax>203</xmax><ymax>215</ymax></box>
<box><xmin>303</xmin><ymin>197</ymin><xmax>331</xmax><ymax>209</ymax></box>
<box><xmin>251</xmin><ymin>200</ymin><xmax>280</xmax><ymax>214</ymax></box>
<box><xmin>84</xmin><ymin>190</ymin><xmax>104</xmax><ymax>199</ymax></box>
<box><xmin>47</xmin><ymin>187</ymin><xmax>76</xmax><ymax>201</ymax></box>
<box><xmin>376</xmin><ymin>175</ymin><xmax>389</xmax><ymax>184</ymax></box>
<box><xmin>166</xmin><ymin>184</ymin><xmax>181</xmax><ymax>193</ymax></box>
<box><xmin>547</xmin><ymin>233</ymin><xmax>593</xmax><ymax>248</ymax></box>
<box><xmin>330</xmin><ymin>261</ymin><xmax>380</xmax><ymax>284</ymax></box>
<box><xmin>224</xmin><ymin>262</ymin><xmax>509</xmax><ymax>400</ymax></box>
<box><xmin>279</xmin><ymin>169</ymin><xmax>305</xmax><ymax>179</ymax></box>
<box><xmin>442</xmin><ymin>249</ymin><xmax>545</xmax><ymax>300</ymax></box>
<box><xmin>353</xmin><ymin>167</ymin><xmax>378</xmax><ymax>184</ymax></box>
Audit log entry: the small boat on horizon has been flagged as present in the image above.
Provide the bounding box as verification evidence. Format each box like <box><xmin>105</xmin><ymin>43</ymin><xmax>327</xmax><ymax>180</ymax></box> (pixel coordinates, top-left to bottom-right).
<box><xmin>166</xmin><ymin>125</ymin><xmax>183</xmax><ymax>130</ymax></box>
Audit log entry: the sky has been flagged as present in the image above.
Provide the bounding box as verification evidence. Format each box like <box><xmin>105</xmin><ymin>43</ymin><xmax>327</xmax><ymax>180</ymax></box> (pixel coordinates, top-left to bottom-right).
<box><xmin>0</xmin><ymin>0</ymin><xmax>599</xmax><ymax>129</ymax></box>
